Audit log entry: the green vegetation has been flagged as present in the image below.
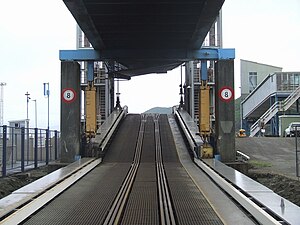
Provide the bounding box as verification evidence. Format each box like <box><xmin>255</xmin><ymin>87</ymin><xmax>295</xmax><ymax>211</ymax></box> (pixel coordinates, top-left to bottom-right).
<box><xmin>235</xmin><ymin>97</ymin><xmax>241</xmax><ymax>131</ymax></box>
<box><xmin>249</xmin><ymin>160</ymin><xmax>272</xmax><ymax>169</ymax></box>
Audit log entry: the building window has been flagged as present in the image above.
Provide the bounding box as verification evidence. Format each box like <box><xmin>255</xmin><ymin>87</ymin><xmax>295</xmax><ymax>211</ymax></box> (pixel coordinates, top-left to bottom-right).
<box><xmin>249</xmin><ymin>72</ymin><xmax>257</xmax><ymax>92</ymax></box>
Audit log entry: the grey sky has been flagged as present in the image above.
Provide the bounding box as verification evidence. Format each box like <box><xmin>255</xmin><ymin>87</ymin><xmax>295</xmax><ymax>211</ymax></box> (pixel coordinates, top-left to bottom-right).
<box><xmin>0</xmin><ymin>0</ymin><xmax>299</xmax><ymax>130</ymax></box>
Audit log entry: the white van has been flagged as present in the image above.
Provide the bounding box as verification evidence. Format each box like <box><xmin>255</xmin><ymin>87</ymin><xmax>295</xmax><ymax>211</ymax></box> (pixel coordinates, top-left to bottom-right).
<box><xmin>284</xmin><ymin>122</ymin><xmax>300</xmax><ymax>137</ymax></box>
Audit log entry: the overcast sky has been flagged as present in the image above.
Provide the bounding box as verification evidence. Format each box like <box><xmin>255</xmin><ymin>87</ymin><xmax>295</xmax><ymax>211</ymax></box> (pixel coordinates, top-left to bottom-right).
<box><xmin>0</xmin><ymin>0</ymin><xmax>299</xmax><ymax>130</ymax></box>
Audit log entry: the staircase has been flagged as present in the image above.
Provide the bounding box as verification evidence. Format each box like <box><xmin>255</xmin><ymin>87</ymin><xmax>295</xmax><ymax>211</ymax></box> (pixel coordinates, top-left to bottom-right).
<box><xmin>250</xmin><ymin>85</ymin><xmax>300</xmax><ymax>137</ymax></box>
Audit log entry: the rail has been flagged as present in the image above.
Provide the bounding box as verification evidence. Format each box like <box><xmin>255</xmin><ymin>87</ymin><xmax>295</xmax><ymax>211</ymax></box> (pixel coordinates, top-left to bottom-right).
<box><xmin>174</xmin><ymin>109</ymin><xmax>202</xmax><ymax>158</ymax></box>
<box><xmin>154</xmin><ymin>115</ymin><xmax>176</xmax><ymax>225</ymax></box>
<box><xmin>1</xmin><ymin>126</ymin><xmax>60</xmax><ymax>177</ymax></box>
<box><xmin>103</xmin><ymin>114</ymin><xmax>145</xmax><ymax>225</ymax></box>
<box><xmin>98</xmin><ymin>106</ymin><xmax>128</xmax><ymax>152</ymax></box>
<box><xmin>91</xmin><ymin>106</ymin><xmax>127</xmax><ymax>157</ymax></box>
<box><xmin>250</xmin><ymin>85</ymin><xmax>300</xmax><ymax>136</ymax></box>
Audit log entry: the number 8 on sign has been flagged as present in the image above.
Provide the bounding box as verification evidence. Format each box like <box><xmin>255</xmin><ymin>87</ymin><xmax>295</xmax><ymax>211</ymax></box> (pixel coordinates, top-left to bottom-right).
<box><xmin>62</xmin><ymin>88</ymin><xmax>76</xmax><ymax>103</ymax></box>
<box><xmin>219</xmin><ymin>86</ymin><xmax>233</xmax><ymax>102</ymax></box>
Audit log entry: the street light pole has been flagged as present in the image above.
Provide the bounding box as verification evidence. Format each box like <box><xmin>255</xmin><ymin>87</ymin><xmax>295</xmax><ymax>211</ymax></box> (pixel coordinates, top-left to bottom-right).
<box><xmin>43</xmin><ymin>83</ymin><xmax>50</xmax><ymax>165</ymax></box>
<box><xmin>25</xmin><ymin>91</ymin><xmax>30</xmax><ymax>164</ymax></box>
<box><xmin>43</xmin><ymin>83</ymin><xmax>50</xmax><ymax>130</ymax></box>
<box><xmin>25</xmin><ymin>91</ymin><xmax>30</xmax><ymax>127</ymax></box>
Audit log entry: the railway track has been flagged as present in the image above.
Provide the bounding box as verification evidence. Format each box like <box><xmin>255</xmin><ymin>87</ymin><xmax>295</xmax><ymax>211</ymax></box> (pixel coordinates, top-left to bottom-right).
<box><xmin>103</xmin><ymin>114</ymin><xmax>177</xmax><ymax>224</ymax></box>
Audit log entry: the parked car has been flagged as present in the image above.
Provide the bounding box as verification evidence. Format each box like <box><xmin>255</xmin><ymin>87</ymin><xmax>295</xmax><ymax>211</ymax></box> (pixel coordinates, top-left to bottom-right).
<box><xmin>284</xmin><ymin>122</ymin><xmax>300</xmax><ymax>137</ymax></box>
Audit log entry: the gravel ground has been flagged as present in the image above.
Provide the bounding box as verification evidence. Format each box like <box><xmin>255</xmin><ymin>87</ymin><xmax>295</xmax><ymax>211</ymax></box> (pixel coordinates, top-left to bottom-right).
<box><xmin>248</xmin><ymin>167</ymin><xmax>300</xmax><ymax>207</ymax></box>
<box><xmin>0</xmin><ymin>166</ymin><xmax>49</xmax><ymax>199</ymax></box>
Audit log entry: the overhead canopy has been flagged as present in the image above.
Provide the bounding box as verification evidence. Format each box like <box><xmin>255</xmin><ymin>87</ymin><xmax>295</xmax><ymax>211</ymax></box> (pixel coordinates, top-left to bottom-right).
<box><xmin>63</xmin><ymin>0</ymin><xmax>225</xmax><ymax>77</ymax></box>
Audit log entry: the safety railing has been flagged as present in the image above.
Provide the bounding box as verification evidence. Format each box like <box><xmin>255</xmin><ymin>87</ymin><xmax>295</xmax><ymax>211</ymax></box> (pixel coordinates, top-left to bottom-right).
<box><xmin>295</xmin><ymin>126</ymin><xmax>300</xmax><ymax>178</ymax></box>
<box><xmin>250</xmin><ymin>85</ymin><xmax>300</xmax><ymax>136</ymax></box>
<box><xmin>0</xmin><ymin>126</ymin><xmax>60</xmax><ymax>177</ymax></box>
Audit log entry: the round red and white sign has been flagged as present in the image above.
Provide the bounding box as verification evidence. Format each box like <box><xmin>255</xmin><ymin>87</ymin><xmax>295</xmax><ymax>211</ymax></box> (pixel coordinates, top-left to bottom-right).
<box><xmin>219</xmin><ymin>86</ymin><xmax>234</xmax><ymax>102</ymax></box>
<box><xmin>62</xmin><ymin>88</ymin><xmax>76</xmax><ymax>103</ymax></box>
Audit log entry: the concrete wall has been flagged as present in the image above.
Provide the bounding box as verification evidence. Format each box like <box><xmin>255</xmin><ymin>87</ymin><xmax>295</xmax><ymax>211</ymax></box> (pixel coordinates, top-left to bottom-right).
<box><xmin>60</xmin><ymin>62</ymin><xmax>81</xmax><ymax>163</ymax></box>
<box><xmin>215</xmin><ymin>60</ymin><xmax>236</xmax><ymax>162</ymax></box>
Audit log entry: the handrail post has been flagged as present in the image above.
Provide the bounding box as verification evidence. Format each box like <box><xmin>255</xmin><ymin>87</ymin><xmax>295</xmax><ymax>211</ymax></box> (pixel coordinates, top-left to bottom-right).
<box><xmin>2</xmin><ymin>125</ymin><xmax>7</xmax><ymax>177</ymax></box>
<box><xmin>21</xmin><ymin>127</ymin><xmax>25</xmax><ymax>172</ymax></box>
<box><xmin>45</xmin><ymin>129</ymin><xmax>49</xmax><ymax>165</ymax></box>
<box><xmin>34</xmin><ymin>128</ymin><xmax>38</xmax><ymax>168</ymax></box>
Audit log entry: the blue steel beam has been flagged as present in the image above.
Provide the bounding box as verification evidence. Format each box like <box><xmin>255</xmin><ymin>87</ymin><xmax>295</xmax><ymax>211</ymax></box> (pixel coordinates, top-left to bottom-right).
<box><xmin>59</xmin><ymin>48</ymin><xmax>235</xmax><ymax>61</ymax></box>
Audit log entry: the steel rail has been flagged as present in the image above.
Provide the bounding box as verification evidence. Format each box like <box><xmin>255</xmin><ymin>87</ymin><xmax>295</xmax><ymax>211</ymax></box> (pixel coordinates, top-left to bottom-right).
<box><xmin>103</xmin><ymin>114</ymin><xmax>146</xmax><ymax>225</ymax></box>
<box><xmin>154</xmin><ymin>114</ymin><xmax>176</xmax><ymax>225</ymax></box>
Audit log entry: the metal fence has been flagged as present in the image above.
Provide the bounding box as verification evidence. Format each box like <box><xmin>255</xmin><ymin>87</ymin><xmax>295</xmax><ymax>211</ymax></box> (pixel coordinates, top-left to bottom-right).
<box><xmin>295</xmin><ymin>126</ymin><xmax>300</xmax><ymax>178</ymax></box>
<box><xmin>0</xmin><ymin>125</ymin><xmax>60</xmax><ymax>177</ymax></box>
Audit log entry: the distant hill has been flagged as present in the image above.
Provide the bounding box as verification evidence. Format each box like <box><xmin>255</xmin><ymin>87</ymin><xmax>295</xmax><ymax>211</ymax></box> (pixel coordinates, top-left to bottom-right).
<box><xmin>144</xmin><ymin>107</ymin><xmax>173</xmax><ymax>114</ymax></box>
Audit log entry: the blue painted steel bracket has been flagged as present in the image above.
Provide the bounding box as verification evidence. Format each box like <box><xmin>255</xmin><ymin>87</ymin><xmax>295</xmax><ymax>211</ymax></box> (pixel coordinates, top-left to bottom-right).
<box><xmin>87</xmin><ymin>61</ymin><xmax>94</xmax><ymax>82</ymax></box>
<box><xmin>59</xmin><ymin>48</ymin><xmax>235</xmax><ymax>61</ymax></box>
<box><xmin>200</xmin><ymin>61</ymin><xmax>208</xmax><ymax>81</ymax></box>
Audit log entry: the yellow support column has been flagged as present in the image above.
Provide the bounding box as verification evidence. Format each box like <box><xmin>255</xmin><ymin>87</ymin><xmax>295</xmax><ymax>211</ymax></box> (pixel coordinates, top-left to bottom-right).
<box><xmin>85</xmin><ymin>84</ymin><xmax>97</xmax><ymax>138</ymax></box>
<box><xmin>199</xmin><ymin>84</ymin><xmax>213</xmax><ymax>158</ymax></box>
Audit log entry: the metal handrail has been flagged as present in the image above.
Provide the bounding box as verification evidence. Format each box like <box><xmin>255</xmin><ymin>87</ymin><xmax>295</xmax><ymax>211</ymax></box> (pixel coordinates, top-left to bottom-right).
<box><xmin>250</xmin><ymin>85</ymin><xmax>300</xmax><ymax>136</ymax></box>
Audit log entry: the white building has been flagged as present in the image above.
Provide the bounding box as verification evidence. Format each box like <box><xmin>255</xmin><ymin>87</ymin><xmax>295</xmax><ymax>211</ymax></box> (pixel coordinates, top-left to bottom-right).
<box><xmin>240</xmin><ymin>59</ymin><xmax>282</xmax><ymax>100</ymax></box>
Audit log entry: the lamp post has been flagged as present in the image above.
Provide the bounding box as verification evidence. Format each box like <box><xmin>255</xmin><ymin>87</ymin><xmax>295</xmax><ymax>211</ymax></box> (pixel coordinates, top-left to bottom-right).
<box><xmin>43</xmin><ymin>83</ymin><xmax>50</xmax><ymax>165</ymax></box>
<box><xmin>0</xmin><ymin>82</ymin><xmax>7</xmax><ymax>127</ymax></box>
<box><xmin>25</xmin><ymin>91</ymin><xmax>30</xmax><ymax>164</ymax></box>
<box><xmin>25</xmin><ymin>91</ymin><xmax>30</xmax><ymax>127</ymax></box>
<box><xmin>43</xmin><ymin>83</ymin><xmax>49</xmax><ymax>130</ymax></box>
<box><xmin>32</xmin><ymin>99</ymin><xmax>37</xmax><ymax>128</ymax></box>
